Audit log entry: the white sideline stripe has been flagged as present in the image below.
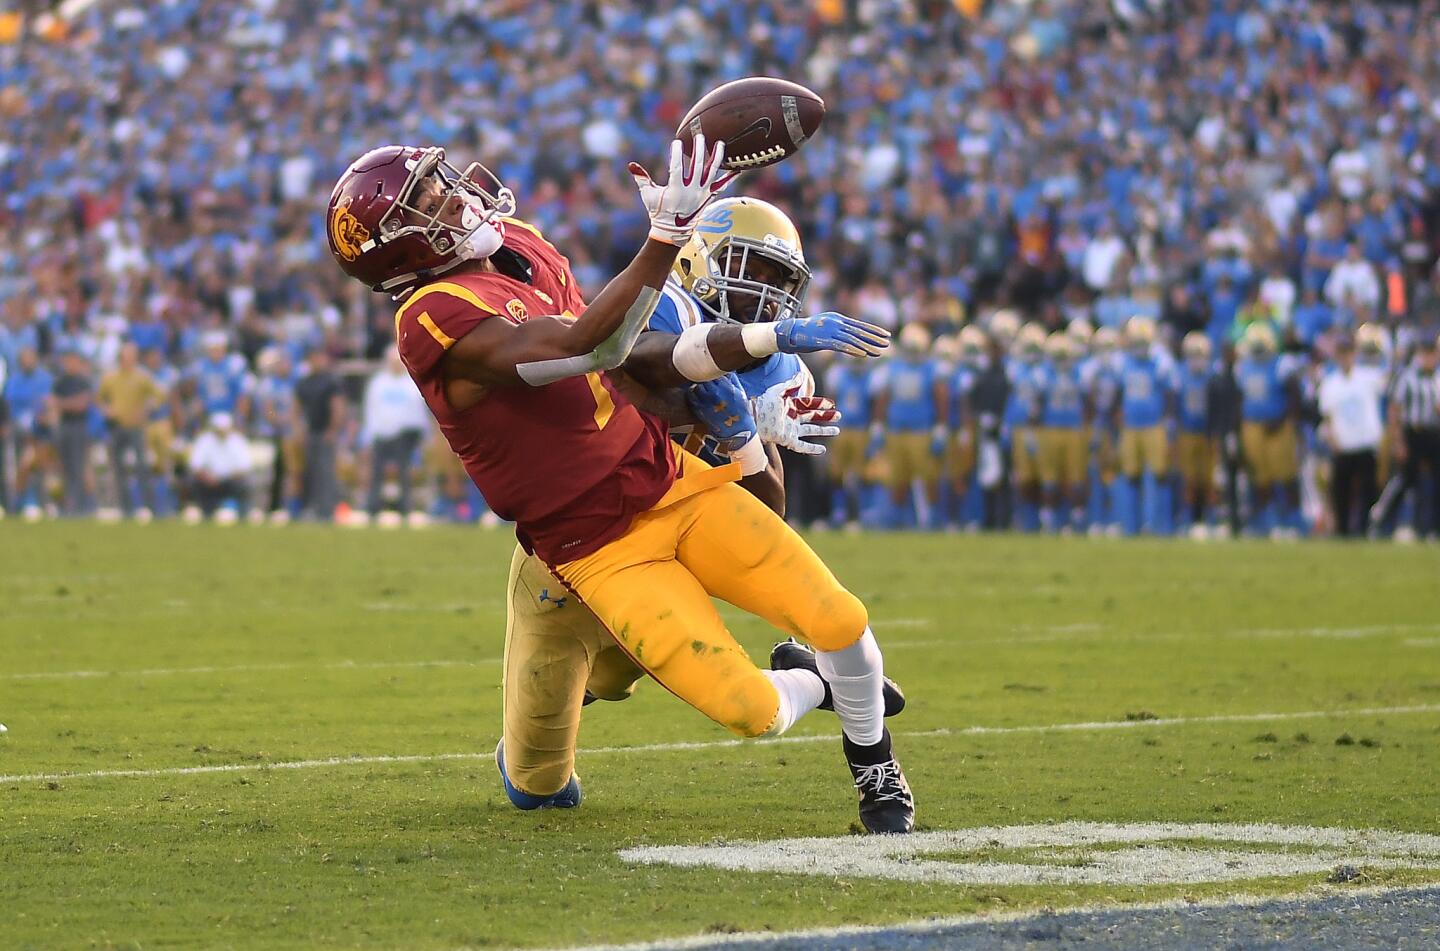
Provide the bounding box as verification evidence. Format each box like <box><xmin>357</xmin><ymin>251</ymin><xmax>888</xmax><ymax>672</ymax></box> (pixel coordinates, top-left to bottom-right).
<box><xmin>542</xmin><ymin>882</ymin><xmax>1440</xmax><ymax>951</ymax></box>
<box><xmin>4</xmin><ymin>659</ymin><xmax>499</xmax><ymax>681</ymax></box>
<box><xmin>887</xmin><ymin>623</ymin><xmax>1440</xmax><ymax>650</ymax></box>
<box><xmin>2</xmin><ymin>703</ymin><xmax>1436</xmax><ymax>785</ymax></box>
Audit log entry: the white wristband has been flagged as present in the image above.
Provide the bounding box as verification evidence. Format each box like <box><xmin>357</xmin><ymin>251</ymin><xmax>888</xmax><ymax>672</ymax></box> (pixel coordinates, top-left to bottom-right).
<box><xmin>732</xmin><ymin>435</ymin><xmax>769</xmax><ymax>476</ymax></box>
<box><xmin>741</xmin><ymin>323</ymin><xmax>780</xmax><ymax>359</ymax></box>
<box><xmin>672</xmin><ymin>323</ymin><xmax>723</xmax><ymax>382</ymax></box>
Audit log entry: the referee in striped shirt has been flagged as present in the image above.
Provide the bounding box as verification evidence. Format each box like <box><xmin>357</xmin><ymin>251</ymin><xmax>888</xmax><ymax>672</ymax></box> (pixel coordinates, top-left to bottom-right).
<box><xmin>1372</xmin><ymin>335</ymin><xmax>1440</xmax><ymax>538</ymax></box>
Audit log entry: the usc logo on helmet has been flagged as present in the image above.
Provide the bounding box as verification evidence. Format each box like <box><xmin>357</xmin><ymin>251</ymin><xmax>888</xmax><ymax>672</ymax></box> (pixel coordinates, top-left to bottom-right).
<box><xmin>330</xmin><ymin>197</ymin><xmax>371</xmax><ymax>262</ymax></box>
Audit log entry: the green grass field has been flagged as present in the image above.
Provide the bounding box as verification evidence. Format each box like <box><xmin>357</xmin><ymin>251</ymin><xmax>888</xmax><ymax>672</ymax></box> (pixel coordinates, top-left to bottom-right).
<box><xmin>3</xmin><ymin>523</ymin><xmax>1439</xmax><ymax>949</ymax></box>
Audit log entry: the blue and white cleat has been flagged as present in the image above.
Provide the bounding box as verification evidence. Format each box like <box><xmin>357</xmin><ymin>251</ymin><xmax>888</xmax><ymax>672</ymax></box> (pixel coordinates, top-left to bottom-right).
<box><xmin>494</xmin><ymin>739</ymin><xmax>582</xmax><ymax>810</ymax></box>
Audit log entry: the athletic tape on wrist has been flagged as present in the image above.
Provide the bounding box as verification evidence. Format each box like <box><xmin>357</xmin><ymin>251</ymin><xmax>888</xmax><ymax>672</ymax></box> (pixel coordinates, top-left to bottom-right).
<box><xmin>732</xmin><ymin>435</ymin><xmax>769</xmax><ymax>476</ymax></box>
<box><xmin>673</xmin><ymin>323</ymin><xmax>724</xmax><ymax>382</ymax></box>
<box><xmin>741</xmin><ymin>323</ymin><xmax>780</xmax><ymax>359</ymax></box>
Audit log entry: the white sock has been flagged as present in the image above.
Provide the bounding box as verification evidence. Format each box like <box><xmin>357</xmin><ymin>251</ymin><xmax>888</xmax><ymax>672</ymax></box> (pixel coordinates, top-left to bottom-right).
<box><xmin>815</xmin><ymin>628</ymin><xmax>885</xmax><ymax>746</ymax></box>
<box><xmin>762</xmin><ymin>668</ymin><xmax>826</xmax><ymax>735</ymax></box>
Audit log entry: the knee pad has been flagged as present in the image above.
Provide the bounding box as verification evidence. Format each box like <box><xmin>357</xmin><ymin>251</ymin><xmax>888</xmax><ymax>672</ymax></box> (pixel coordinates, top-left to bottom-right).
<box><xmin>806</xmin><ymin>587</ymin><xmax>869</xmax><ymax>652</ymax></box>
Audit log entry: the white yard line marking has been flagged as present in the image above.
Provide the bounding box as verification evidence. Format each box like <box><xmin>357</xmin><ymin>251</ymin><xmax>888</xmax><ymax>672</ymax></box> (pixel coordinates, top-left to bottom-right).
<box><xmin>4</xmin><ymin>659</ymin><xmax>498</xmax><ymax>681</ymax></box>
<box><xmin>886</xmin><ymin>623</ymin><xmax>1440</xmax><ymax>650</ymax></box>
<box><xmin>2</xmin><ymin>703</ymin><xmax>1435</xmax><ymax>785</ymax></box>
<box><xmin>619</xmin><ymin>822</ymin><xmax>1440</xmax><ymax>887</ymax></box>
<box><xmin>543</xmin><ymin>882</ymin><xmax>1440</xmax><ymax>951</ymax></box>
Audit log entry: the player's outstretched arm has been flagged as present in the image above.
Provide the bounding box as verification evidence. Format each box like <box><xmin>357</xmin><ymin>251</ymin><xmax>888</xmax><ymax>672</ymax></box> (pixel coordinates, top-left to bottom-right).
<box><xmin>620</xmin><ymin>314</ymin><xmax>890</xmax><ymax>390</ymax></box>
<box><xmin>442</xmin><ymin>138</ymin><xmax>732</xmax><ymax>389</ymax></box>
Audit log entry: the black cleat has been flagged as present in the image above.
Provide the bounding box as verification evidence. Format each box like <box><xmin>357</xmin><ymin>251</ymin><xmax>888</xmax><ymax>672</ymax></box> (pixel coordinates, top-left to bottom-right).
<box><xmin>769</xmin><ymin>638</ymin><xmax>906</xmax><ymax>717</ymax></box>
<box><xmin>843</xmin><ymin>728</ymin><xmax>914</xmax><ymax>834</ymax></box>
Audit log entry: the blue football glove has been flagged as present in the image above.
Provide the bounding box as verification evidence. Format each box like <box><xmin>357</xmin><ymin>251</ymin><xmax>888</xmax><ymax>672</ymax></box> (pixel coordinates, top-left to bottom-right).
<box><xmin>685</xmin><ymin>373</ymin><xmax>756</xmax><ymax>454</ymax></box>
<box><xmin>774</xmin><ymin>313</ymin><xmax>891</xmax><ymax>358</ymax></box>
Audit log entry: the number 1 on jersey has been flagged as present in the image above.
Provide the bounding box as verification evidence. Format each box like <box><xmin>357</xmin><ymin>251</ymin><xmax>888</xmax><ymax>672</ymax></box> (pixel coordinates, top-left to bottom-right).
<box><xmin>585</xmin><ymin>372</ymin><xmax>615</xmax><ymax>430</ymax></box>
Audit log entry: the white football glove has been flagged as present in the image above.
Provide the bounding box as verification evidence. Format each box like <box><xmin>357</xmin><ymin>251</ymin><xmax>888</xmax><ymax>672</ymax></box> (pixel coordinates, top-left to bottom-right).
<box><xmin>753</xmin><ymin>391</ymin><xmax>841</xmax><ymax>456</ymax></box>
<box><xmin>629</xmin><ymin>135</ymin><xmax>736</xmax><ymax>246</ymax></box>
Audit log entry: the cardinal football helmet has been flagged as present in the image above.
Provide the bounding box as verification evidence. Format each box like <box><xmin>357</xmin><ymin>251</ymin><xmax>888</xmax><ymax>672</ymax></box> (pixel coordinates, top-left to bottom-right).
<box><xmin>326</xmin><ymin>145</ymin><xmax>515</xmax><ymax>294</ymax></box>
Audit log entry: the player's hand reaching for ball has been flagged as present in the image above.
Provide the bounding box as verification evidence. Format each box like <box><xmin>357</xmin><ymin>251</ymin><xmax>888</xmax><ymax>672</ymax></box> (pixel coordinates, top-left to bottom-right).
<box><xmin>773</xmin><ymin>313</ymin><xmax>891</xmax><ymax>358</ymax></box>
<box><xmin>630</xmin><ymin>135</ymin><xmax>736</xmax><ymax>246</ymax></box>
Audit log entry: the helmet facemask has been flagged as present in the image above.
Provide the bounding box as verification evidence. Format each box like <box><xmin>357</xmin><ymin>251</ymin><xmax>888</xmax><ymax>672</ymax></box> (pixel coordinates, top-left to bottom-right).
<box><xmin>692</xmin><ymin>236</ymin><xmax>810</xmax><ymax>325</ymax></box>
<box><xmin>373</xmin><ymin>147</ymin><xmax>516</xmax><ymax>290</ymax></box>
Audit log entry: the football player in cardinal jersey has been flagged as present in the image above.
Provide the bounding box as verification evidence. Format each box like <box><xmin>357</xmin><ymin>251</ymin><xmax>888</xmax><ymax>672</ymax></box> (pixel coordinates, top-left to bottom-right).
<box><xmin>326</xmin><ymin>140</ymin><xmax>914</xmax><ymax>833</ymax></box>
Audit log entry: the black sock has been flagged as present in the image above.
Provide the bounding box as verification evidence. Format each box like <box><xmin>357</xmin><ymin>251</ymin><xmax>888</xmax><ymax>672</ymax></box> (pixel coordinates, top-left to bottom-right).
<box><xmin>843</xmin><ymin>727</ymin><xmax>893</xmax><ymax>765</ymax></box>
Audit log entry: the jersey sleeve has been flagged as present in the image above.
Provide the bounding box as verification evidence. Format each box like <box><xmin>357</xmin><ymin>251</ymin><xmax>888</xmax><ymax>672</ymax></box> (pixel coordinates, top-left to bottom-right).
<box><xmin>393</xmin><ymin>281</ymin><xmax>506</xmax><ymax>376</ymax></box>
<box><xmin>647</xmin><ymin>283</ymin><xmax>704</xmax><ymax>335</ymax></box>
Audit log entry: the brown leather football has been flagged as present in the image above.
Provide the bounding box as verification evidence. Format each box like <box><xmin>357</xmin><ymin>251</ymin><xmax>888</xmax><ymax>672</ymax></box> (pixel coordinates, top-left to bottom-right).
<box><xmin>677</xmin><ymin>77</ymin><xmax>826</xmax><ymax>171</ymax></box>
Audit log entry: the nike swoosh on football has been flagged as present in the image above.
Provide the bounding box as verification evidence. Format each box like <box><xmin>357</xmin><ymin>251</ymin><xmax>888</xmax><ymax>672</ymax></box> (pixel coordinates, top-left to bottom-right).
<box><xmin>729</xmin><ymin>116</ymin><xmax>773</xmax><ymax>143</ymax></box>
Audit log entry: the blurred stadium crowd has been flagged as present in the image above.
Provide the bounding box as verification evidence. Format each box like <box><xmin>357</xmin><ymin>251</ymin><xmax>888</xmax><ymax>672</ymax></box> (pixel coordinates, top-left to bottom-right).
<box><xmin>1</xmin><ymin>0</ymin><xmax>1439</xmax><ymax>537</ymax></box>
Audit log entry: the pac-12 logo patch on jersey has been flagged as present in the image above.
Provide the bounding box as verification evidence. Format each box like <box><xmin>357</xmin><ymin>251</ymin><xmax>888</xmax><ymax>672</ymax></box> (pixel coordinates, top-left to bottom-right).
<box><xmin>330</xmin><ymin>196</ymin><xmax>370</xmax><ymax>262</ymax></box>
<box><xmin>506</xmin><ymin>299</ymin><xmax>529</xmax><ymax>323</ymax></box>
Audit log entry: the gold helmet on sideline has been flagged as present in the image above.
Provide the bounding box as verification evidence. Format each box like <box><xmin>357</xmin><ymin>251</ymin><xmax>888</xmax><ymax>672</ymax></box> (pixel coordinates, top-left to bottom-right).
<box><xmin>1092</xmin><ymin>325</ymin><xmax>1120</xmax><ymax>355</ymax></box>
<box><xmin>674</xmin><ymin>197</ymin><xmax>810</xmax><ymax>324</ymax></box>
<box><xmin>898</xmin><ymin>321</ymin><xmax>932</xmax><ymax>355</ymax></box>
<box><xmin>1239</xmin><ymin>322</ymin><xmax>1278</xmax><ymax>357</ymax></box>
<box><xmin>1016</xmin><ymin>321</ymin><xmax>1047</xmax><ymax>360</ymax></box>
<box><xmin>1045</xmin><ymin>330</ymin><xmax>1079</xmax><ymax>364</ymax></box>
<box><xmin>1066</xmin><ymin>317</ymin><xmax>1095</xmax><ymax>350</ymax></box>
<box><xmin>958</xmin><ymin>323</ymin><xmax>988</xmax><ymax>362</ymax></box>
<box><xmin>1124</xmin><ymin>315</ymin><xmax>1157</xmax><ymax>354</ymax></box>
<box><xmin>988</xmin><ymin>308</ymin><xmax>1021</xmax><ymax>348</ymax></box>
<box><xmin>1181</xmin><ymin>331</ymin><xmax>1212</xmax><ymax>364</ymax></box>
<box><xmin>932</xmin><ymin>333</ymin><xmax>959</xmax><ymax>362</ymax></box>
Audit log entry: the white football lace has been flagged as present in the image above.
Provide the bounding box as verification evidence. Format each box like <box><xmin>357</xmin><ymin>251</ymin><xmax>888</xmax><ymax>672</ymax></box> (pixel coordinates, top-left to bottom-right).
<box><xmin>853</xmin><ymin>760</ymin><xmax>908</xmax><ymax>803</ymax></box>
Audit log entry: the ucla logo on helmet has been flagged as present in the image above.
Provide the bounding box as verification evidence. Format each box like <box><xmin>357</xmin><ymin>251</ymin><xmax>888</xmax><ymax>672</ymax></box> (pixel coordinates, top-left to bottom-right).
<box><xmin>697</xmin><ymin>207</ymin><xmax>734</xmax><ymax>234</ymax></box>
<box><xmin>506</xmin><ymin>299</ymin><xmax>529</xmax><ymax>323</ymax></box>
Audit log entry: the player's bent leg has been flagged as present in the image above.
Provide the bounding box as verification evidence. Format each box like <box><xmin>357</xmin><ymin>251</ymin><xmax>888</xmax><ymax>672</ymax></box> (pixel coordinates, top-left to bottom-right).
<box><xmin>553</xmin><ymin>517</ymin><xmax>789</xmax><ymax>739</ymax></box>
<box><xmin>586</xmin><ymin>640</ymin><xmax>645</xmax><ymax>702</ymax></box>
<box><xmin>676</xmin><ymin>483</ymin><xmax>913</xmax><ymax>832</ymax></box>
<box><xmin>500</xmin><ymin>547</ymin><xmax>605</xmax><ymax>806</ymax></box>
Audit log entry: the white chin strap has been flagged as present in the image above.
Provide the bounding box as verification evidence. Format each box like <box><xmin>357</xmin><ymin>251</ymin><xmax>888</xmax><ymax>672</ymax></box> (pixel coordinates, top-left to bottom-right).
<box><xmin>455</xmin><ymin>202</ymin><xmax>505</xmax><ymax>262</ymax></box>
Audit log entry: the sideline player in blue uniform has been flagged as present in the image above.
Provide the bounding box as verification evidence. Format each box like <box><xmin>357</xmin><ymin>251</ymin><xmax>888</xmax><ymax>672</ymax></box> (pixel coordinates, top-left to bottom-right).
<box><xmin>1036</xmin><ymin>331</ymin><xmax>1089</xmax><ymax>533</ymax></box>
<box><xmin>1114</xmin><ymin>316</ymin><xmax>1175</xmax><ymax>535</ymax></box>
<box><xmin>1235</xmin><ymin>323</ymin><xmax>1300</xmax><ymax>536</ymax></box>
<box><xmin>869</xmin><ymin>323</ymin><xmax>948</xmax><ymax>529</ymax></box>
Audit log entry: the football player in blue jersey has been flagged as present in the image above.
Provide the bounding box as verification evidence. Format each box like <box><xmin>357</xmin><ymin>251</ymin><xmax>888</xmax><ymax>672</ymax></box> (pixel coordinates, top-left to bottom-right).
<box><xmin>943</xmin><ymin>325</ymin><xmax>987</xmax><ymax>531</ymax></box>
<box><xmin>1174</xmin><ymin>332</ymin><xmax>1217</xmax><ymax>538</ymax></box>
<box><xmin>4</xmin><ymin>346</ymin><xmax>55</xmax><ymax>519</ymax></box>
<box><xmin>1114</xmin><ymin>316</ymin><xmax>1176</xmax><ymax>535</ymax></box>
<box><xmin>869</xmin><ymin>323</ymin><xmax>948</xmax><ymax>529</ymax></box>
<box><xmin>188</xmin><ymin>331</ymin><xmax>253</xmax><ymax>419</ymax></box>
<box><xmin>1082</xmin><ymin>325</ymin><xmax>1123</xmax><ymax>534</ymax></box>
<box><xmin>1036</xmin><ymin>331</ymin><xmax>1089</xmax><ymax>533</ymax></box>
<box><xmin>1235</xmin><ymin>322</ymin><xmax>1301</xmax><ymax>537</ymax></box>
<box><xmin>1007</xmin><ymin>322</ymin><xmax>1049</xmax><ymax>531</ymax></box>
<box><xmin>252</xmin><ymin>347</ymin><xmax>303</xmax><ymax>523</ymax></box>
<box><xmin>825</xmin><ymin>355</ymin><xmax>875</xmax><ymax>531</ymax></box>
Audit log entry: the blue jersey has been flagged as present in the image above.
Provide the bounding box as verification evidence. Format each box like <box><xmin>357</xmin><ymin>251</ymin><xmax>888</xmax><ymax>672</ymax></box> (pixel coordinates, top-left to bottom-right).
<box><xmin>5</xmin><ymin>366</ymin><xmax>53</xmax><ymax>430</ymax></box>
<box><xmin>872</xmin><ymin>357</ymin><xmax>943</xmax><ymax>431</ymax></box>
<box><xmin>1236</xmin><ymin>356</ymin><xmax>1291</xmax><ymax>423</ymax></box>
<box><xmin>1118</xmin><ymin>353</ymin><xmax>1173</xmax><ymax>428</ymax></box>
<box><xmin>253</xmin><ymin>374</ymin><xmax>297</xmax><ymax>438</ymax></box>
<box><xmin>1039</xmin><ymin>362</ymin><xmax>1086</xmax><ymax>429</ymax></box>
<box><xmin>1005</xmin><ymin>358</ymin><xmax>1046</xmax><ymax>427</ymax></box>
<box><xmin>947</xmin><ymin>364</ymin><xmax>977</xmax><ymax>427</ymax></box>
<box><xmin>1083</xmin><ymin>354</ymin><xmax>1122</xmax><ymax>433</ymax></box>
<box><xmin>649</xmin><ymin>281</ymin><xmax>811</xmax><ymax>461</ymax></box>
<box><xmin>189</xmin><ymin>354</ymin><xmax>251</xmax><ymax>415</ymax></box>
<box><xmin>1175</xmin><ymin>365</ymin><xmax>1211</xmax><ymax>433</ymax></box>
<box><xmin>826</xmin><ymin>362</ymin><xmax>873</xmax><ymax>429</ymax></box>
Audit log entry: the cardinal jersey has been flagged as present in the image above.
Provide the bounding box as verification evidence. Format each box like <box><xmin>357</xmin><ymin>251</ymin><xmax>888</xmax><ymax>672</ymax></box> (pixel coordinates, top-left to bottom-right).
<box><xmin>393</xmin><ymin>217</ymin><xmax>676</xmax><ymax>563</ymax></box>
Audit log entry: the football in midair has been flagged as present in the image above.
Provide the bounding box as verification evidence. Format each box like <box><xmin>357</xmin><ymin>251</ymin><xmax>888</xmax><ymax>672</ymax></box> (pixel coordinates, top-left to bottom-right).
<box><xmin>677</xmin><ymin>77</ymin><xmax>826</xmax><ymax>171</ymax></box>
